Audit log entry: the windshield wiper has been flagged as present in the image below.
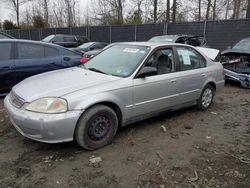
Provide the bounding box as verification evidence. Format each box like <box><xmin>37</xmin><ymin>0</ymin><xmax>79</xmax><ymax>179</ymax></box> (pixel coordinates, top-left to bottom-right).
<box><xmin>88</xmin><ymin>68</ymin><xmax>108</xmax><ymax>75</ymax></box>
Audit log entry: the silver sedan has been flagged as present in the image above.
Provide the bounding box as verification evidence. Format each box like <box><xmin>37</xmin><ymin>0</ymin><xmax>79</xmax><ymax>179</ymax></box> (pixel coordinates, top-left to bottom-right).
<box><xmin>4</xmin><ymin>42</ymin><xmax>225</xmax><ymax>150</ymax></box>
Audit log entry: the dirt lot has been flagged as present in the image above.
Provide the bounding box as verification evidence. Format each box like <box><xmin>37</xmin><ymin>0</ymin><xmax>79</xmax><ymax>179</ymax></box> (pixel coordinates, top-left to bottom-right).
<box><xmin>0</xmin><ymin>82</ymin><xmax>249</xmax><ymax>188</ymax></box>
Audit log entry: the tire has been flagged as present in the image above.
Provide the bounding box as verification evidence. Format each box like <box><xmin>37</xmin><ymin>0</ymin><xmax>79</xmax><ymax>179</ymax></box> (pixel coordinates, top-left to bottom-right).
<box><xmin>197</xmin><ymin>84</ymin><xmax>215</xmax><ymax>111</ymax></box>
<box><xmin>75</xmin><ymin>105</ymin><xmax>118</xmax><ymax>150</ymax></box>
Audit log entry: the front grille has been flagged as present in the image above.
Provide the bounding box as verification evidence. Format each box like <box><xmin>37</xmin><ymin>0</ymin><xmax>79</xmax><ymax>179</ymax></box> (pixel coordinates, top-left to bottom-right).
<box><xmin>9</xmin><ymin>91</ymin><xmax>25</xmax><ymax>108</ymax></box>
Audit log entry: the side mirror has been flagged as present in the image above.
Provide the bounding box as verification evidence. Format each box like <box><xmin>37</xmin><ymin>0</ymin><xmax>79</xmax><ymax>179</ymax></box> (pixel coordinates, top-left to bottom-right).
<box><xmin>227</xmin><ymin>46</ymin><xmax>231</xmax><ymax>49</ymax></box>
<box><xmin>137</xmin><ymin>67</ymin><xmax>157</xmax><ymax>78</ymax></box>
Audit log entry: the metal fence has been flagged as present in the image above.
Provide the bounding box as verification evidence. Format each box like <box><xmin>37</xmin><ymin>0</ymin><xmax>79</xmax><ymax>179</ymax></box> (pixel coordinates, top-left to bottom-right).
<box><xmin>2</xmin><ymin>19</ymin><xmax>250</xmax><ymax>50</ymax></box>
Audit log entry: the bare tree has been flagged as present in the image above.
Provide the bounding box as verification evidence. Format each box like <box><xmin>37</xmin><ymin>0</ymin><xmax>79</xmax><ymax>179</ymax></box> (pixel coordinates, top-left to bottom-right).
<box><xmin>4</xmin><ymin>0</ymin><xmax>32</xmax><ymax>27</ymax></box>
<box><xmin>172</xmin><ymin>0</ymin><xmax>177</xmax><ymax>22</ymax></box>
<box><xmin>212</xmin><ymin>0</ymin><xmax>217</xmax><ymax>20</ymax></box>
<box><xmin>198</xmin><ymin>0</ymin><xmax>201</xmax><ymax>21</ymax></box>
<box><xmin>166</xmin><ymin>0</ymin><xmax>170</xmax><ymax>22</ymax></box>
<box><xmin>206</xmin><ymin>0</ymin><xmax>211</xmax><ymax>20</ymax></box>
<box><xmin>246</xmin><ymin>0</ymin><xmax>250</xmax><ymax>18</ymax></box>
<box><xmin>93</xmin><ymin>0</ymin><xmax>125</xmax><ymax>25</ymax></box>
<box><xmin>232</xmin><ymin>0</ymin><xmax>241</xmax><ymax>19</ymax></box>
<box><xmin>41</xmin><ymin>0</ymin><xmax>49</xmax><ymax>26</ymax></box>
<box><xmin>153</xmin><ymin>0</ymin><xmax>158</xmax><ymax>23</ymax></box>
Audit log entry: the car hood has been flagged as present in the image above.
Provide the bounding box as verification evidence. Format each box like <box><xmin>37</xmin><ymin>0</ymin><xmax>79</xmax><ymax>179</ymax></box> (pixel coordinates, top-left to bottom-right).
<box><xmin>13</xmin><ymin>67</ymin><xmax>121</xmax><ymax>102</ymax></box>
<box><xmin>221</xmin><ymin>49</ymin><xmax>250</xmax><ymax>56</ymax></box>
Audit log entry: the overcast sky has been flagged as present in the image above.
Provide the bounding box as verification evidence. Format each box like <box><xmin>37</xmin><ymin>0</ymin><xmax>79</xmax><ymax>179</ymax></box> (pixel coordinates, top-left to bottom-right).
<box><xmin>0</xmin><ymin>0</ymin><xmax>89</xmax><ymax>22</ymax></box>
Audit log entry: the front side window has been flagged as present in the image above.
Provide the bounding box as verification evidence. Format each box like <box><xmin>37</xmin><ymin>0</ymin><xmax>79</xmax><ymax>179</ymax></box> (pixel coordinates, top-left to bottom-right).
<box><xmin>144</xmin><ymin>48</ymin><xmax>174</xmax><ymax>75</ymax></box>
<box><xmin>85</xmin><ymin>45</ymin><xmax>150</xmax><ymax>77</ymax></box>
<box><xmin>176</xmin><ymin>47</ymin><xmax>206</xmax><ymax>71</ymax></box>
<box><xmin>17</xmin><ymin>43</ymin><xmax>44</xmax><ymax>59</ymax></box>
<box><xmin>54</xmin><ymin>36</ymin><xmax>65</xmax><ymax>42</ymax></box>
<box><xmin>0</xmin><ymin>43</ymin><xmax>12</xmax><ymax>60</ymax></box>
<box><xmin>65</xmin><ymin>36</ymin><xmax>76</xmax><ymax>42</ymax></box>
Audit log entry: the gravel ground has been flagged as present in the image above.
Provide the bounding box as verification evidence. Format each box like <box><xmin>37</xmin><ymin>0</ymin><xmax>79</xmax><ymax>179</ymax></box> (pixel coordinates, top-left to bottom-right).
<box><xmin>0</xmin><ymin>82</ymin><xmax>249</xmax><ymax>188</ymax></box>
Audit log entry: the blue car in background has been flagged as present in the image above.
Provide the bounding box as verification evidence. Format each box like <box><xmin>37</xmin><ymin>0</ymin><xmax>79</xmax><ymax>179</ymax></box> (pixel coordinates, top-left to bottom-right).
<box><xmin>0</xmin><ymin>39</ymin><xmax>82</xmax><ymax>96</ymax></box>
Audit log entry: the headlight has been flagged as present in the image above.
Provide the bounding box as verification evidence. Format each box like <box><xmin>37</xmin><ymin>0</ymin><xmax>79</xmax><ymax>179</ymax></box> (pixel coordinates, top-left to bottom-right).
<box><xmin>26</xmin><ymin>98</ymin><xmax>68</xmax><ymax>113</ymax></box>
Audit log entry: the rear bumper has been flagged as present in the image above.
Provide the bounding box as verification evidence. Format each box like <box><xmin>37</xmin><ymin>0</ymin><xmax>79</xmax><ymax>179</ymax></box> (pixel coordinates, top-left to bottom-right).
<box><xmin>4</xmin><ymin>95</ymin><xmax>82</xmax><ymax>143</ymax></box>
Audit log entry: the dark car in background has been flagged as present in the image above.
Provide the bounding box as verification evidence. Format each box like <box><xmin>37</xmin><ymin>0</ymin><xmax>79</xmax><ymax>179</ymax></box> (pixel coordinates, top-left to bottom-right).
<box><xmin>71</xmin><ymin>42</ymin><xmax>108</xmax><ymax>55</ymax></box>
<box><xmin>149</xmin><ymin>35</ymin><xmax>206</xmax><ymax>47</ymax></box>
<box><xmin>0</xmin><ymin>39</ymin><xmax>82</xmax><ymax>95</ymax></box>
<box><xmin>221</xmin><ymin>37</ymin><xmax>250</xmax><ymax>88</ymax></box>
<box><xmin>42</xmin><ymin>34</ymin><xmax>89</xmax><ymax>48</ymax></box>
<box><xmin>0</xmin><ymin>32</ymin><xmax>15</xmax><ymax>39</ymax></box>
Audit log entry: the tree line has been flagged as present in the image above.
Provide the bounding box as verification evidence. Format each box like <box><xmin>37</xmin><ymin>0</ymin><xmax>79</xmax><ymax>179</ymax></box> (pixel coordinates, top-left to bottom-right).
<box><xmin>1</xmin><ymin>0</ymin><xmax>250</xmax><ymax>30</ymax></box>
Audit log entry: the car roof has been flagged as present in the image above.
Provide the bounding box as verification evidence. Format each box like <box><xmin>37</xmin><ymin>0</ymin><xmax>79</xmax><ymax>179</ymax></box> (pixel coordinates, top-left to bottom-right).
<box><xmin>0</xmin><ymin>39</ymin><xmax>70</xmax><ymax>49</ymax></box>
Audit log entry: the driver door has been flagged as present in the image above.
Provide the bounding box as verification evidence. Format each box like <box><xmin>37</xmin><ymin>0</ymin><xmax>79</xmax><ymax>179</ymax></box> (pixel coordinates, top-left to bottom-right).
<box><xmin>132</xmin><ymin>48</ymin><xmax>181</xmax><ymax>117</ymax></box>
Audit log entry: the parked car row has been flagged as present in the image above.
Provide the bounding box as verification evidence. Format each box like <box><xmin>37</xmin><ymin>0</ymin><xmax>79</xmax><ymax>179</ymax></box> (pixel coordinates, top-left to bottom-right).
<box><xmin>2</xmin><ymin>31</ymin><xmax>248</xmax><ymax>150</ymax></box>
<box><xmin>2</xmin><ymin>33</ymin><xmax>225</xmax><ymax>150</ymax></box>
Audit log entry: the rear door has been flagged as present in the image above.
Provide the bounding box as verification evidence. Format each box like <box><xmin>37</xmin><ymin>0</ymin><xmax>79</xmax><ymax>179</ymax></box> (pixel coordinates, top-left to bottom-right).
<box><xmin>14</xmin><ymin>42</ymin><xmax>62</xmax><ymax>84</ymax></box>
<box><xmin>175</xmin><ymin>46</ymin><xmax>208</xmax><ymax>103</ymax></box>
<box><xmin>0</xmin><ymin>42</ymin><xmax>15</xmax><ymax>94</ymax></box>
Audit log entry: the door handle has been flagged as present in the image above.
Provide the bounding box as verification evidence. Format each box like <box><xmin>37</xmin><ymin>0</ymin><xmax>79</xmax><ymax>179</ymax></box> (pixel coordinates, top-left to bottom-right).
<box><xmin>171</xmin><ymin>79</ymin><xmax>177</xmax><ymax>83</ymax></box>
<box><xmin>202</xmin><ymin>73</ymin><xmax>207</xmax><ymax>78</ymax></box>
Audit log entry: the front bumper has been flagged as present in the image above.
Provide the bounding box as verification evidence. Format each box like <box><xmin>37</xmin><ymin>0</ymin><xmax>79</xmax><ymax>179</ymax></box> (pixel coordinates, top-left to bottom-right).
<box><xmin>224</xmin><ymin>69</ymin><xmax>250</xmax><ymax>88</ymax></box>
<box><xmin>4</xmin><ymin>95</ymin><xmax>82</xmax><ymax>143</ymax></box>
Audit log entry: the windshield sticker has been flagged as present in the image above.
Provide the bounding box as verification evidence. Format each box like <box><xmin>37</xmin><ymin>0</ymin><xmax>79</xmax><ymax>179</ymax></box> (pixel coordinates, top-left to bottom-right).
<box><xmin>123</xmin><ymin>48</ymin><xmax>140</xmax><ymax>53</ymax></box>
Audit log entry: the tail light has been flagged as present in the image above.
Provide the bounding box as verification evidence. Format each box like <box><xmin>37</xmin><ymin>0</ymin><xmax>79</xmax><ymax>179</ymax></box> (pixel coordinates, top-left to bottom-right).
<box><xmin>80</xmin><ymin>57</ymin><xmax>90</xmax><ymax>64</ymax></box>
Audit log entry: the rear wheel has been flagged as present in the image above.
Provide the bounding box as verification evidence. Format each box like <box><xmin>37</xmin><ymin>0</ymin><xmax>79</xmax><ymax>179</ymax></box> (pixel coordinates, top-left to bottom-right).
<box><xmin>75</xmin><ymin>105</ymin><xmax>118</xmax><ymax>150</ymax></box>
<box><xmin>197</xmin><ymin>84</ymin><xmax>214</xmax><ymax>111</ymax></box>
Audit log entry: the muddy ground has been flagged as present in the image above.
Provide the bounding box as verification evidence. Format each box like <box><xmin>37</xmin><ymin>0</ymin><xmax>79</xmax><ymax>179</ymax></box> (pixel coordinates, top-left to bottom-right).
<box><xmin>0</xmin><ymin>82</ymin><xmax>249</xmax><ymax>188</ymax></box>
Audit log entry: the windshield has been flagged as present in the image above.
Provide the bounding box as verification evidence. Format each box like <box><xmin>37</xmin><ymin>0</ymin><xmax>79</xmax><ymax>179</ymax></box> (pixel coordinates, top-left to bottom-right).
<box><xmin>42</xmin><ymin>35</ymin><xmax>55</xmax><ymax>42</ymax></box>
<box><xmin>85</xmin><ymin>45</ymin><xmax>150</xmax><ymax>77</ymax></box>
<box><xmin>233</xmin><ymin>38</ymin><xmax>250</xmax><ymax>51</ymax></box>
<box><xmin>78</xmin><ymin>42</ymin><xmax>94</xmax><ymax>49</ymax></box>
<box><xmin>149</xmin><ymin>36</ymin><xmax>177</xmax><ymax>43</ymax></box>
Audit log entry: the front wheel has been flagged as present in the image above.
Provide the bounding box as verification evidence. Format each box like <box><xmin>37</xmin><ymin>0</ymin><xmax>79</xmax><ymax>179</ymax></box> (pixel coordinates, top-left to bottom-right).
<box><xmin>75</xmin><ymin>105</ymin><xmax>118</xmax><ymax>150</ymax></box>
<box><xmin>197</xmin><ymin>84</ymin><xmax>215</xmax><ymax>111</ymax></box>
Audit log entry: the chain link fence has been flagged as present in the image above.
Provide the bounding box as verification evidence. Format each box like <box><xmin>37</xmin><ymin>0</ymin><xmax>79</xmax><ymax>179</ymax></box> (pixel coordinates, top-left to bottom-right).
<box><xmin>1</xmin><ymin>19</ymin><xmax>250</xmax><ymax>50</ymax></box>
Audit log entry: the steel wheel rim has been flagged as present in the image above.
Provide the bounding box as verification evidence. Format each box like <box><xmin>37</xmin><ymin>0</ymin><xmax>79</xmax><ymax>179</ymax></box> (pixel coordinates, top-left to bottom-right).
<box><xmin>88</xmin><ymin>116</ymin><xmax>111</xmax><ymax>141</ymax></box>
<box><xmin>202</xmin><ymin>88</ymin><xmax>213</xmax><ymax>108</ymax></box>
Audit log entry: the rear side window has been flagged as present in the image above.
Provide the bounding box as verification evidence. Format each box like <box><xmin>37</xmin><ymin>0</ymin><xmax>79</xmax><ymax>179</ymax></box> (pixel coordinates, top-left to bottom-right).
<box><xmin>0</xmin><ymin>43</ymin><xmax>12</xmax><ymax>60</ymax></box>
<box><xmin>62</xmin><ymin>49</ymin><xmax>78</xmax><ymax>56</ymax></box>
<box><xmin>176</xmin><ymin>47</ymin><xmax>206</xmax><ymax>71</ymax></box>
<box><xmin>65</xmin><ymin>36</ymin><xmax>76</xmax><ymax>42</ymax></box>
<box><xmin>17</xmin><ymin>43</ymin><xmax>44</xmax><ymax>59</ymax></box>
<box><xmin>45</xmin><ymin>46</ymin><xmax>59</xmax><ymax>57</ymax></box>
